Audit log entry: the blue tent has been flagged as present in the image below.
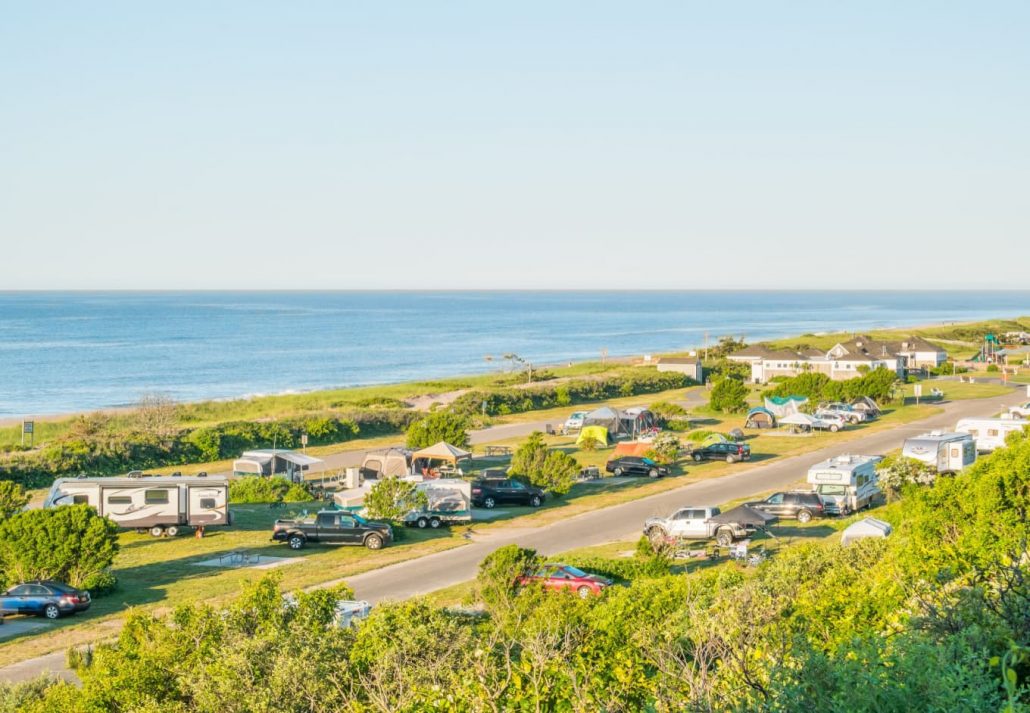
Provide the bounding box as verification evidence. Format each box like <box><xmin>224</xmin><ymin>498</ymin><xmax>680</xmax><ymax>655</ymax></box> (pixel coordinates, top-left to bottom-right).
<box><xmin>745</xmin><ymin>407</ymin><xmax>777</xmax><ymax>429</ymax></box>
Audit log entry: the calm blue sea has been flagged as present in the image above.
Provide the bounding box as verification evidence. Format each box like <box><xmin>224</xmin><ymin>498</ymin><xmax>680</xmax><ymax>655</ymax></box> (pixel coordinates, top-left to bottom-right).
<box><xmin>0</xmin><ymin>291</ymin><xmax>1027</xmax><ymax>418</ymax></box>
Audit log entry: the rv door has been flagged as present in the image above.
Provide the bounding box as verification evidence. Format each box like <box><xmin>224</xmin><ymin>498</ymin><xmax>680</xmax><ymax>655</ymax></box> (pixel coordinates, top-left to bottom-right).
<box><xmin>187</xmin><ymin>485</ymin><xmax>229</xmax><ymax>527</ymax></box>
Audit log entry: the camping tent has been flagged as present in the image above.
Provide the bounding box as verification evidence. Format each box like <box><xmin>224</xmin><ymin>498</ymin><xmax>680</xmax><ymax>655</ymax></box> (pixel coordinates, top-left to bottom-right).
<box><xmin>577</xmin><ymin>425</ymin><xmax>610</xmax><ymax>448</ymax></box>
<box><xmin>583</xmin><ymin>407</ymin><xmax>621</xmax><ymax>435</ymax></box>
<box><xmin>708</xmin><ymin>505</ymin><xmax>778</xmax><ymax>529</ymax></box>
<box><xmin>360</xmin><ymin>448</ymin><xmax>413</xmax><ymax>478</ymax></box>
<box><xmin>613</xmin><ymin>441</ymin><xmax>652</xmax><ymax>457</ymax></box>
<box><xmin>745</xmin><ymin>407</ymin><xmax>777</xmax><ymax>429</ymax></box>
<box><xmin>621</xmin><ymin>407</ymin><xmax>658</xmax><ymax>438</ymax></box>
<box><xmin>764</xmin><ymin>395</ymin><xmax>809</xmax><ymax>417</ymax></box>
<box><xmin>699</xmin><ymin>433</ymin><xmax>729</xmax><ymax>447</ymax></box>
<box><xmin>841</xmin><ymin>517</ymin><xmax>892</xmax><ymax>546</ymax></box>
<box><xmin>851</xmin><ymin>396</ymin><xmax>881</xmax><ymax>417</ymax></box>
<box><xmin>233</xmin><ymin>449</ymin><xmax>323</xmax><ymax>483</ymax></box>
<box><xmin>410</xmin><ymin>442</ymin><xmax>471</xmax><ymax>465</ymax></box>
<box><xmin>779</xmin><ymin>413</ymin><xmax>817</xmax><ymax>428</ymax></box>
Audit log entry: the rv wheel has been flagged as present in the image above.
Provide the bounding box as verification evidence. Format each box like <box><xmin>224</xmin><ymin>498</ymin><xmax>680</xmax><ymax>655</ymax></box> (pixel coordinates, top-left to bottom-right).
<box><xmin>429</xmin><ymin>517</ymin><xmax>442</xmax><ymax>529</ymax></box>
<box><xmin>416</xmin><ymin>517</ymin><xmax>429</xmax><ymax>529</ymax></box>
<box><xmin>165</xmin><ymin>526</ymin><xmax>180</xmax><ymax>537</ymax></box>
<box><xmin>149</xmin><ymin>526</ymin><xmax>164</xmax><ymax>538</ymax></box>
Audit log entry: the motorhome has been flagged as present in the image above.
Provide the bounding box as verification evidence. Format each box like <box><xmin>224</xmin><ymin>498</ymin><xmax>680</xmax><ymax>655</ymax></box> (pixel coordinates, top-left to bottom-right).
<box><xmin>44</xmin><ymin>475</ymin><xmax>230</xmax><ymax>537</ymax></box>
<box><xmin>806</xmin><ymin>454</ymin><xmax>882</xmax><ymax>515</ymax></box>
<box><xmin>902</xmin><ymin>431</ymin><xmax>977</xmax><ymax>473</ymax></box>
<box><xmin>954</xmin><ymin>418</ymin><xmax>1029</xmax><ymax>452</ymax></box>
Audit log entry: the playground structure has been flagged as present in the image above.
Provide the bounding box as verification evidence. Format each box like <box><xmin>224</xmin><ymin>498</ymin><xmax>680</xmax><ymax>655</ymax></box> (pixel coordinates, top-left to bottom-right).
<box><xmin>971</xmin><ymin>334</ymin><xmax>1003</xmax><ymax>364</ymax></box>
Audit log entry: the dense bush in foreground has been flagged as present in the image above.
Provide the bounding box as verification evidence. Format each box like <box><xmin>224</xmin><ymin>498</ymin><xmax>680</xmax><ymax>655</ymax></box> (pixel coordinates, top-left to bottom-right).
<box><xmin>227</xmin><ymin>477</ymin><xmax>312</xmax><ymax>504</ymax></box>
<box><xmin>10</xmin><ymin>431</ymin><xmax>1029</xmax><ymax>711</ymax></box>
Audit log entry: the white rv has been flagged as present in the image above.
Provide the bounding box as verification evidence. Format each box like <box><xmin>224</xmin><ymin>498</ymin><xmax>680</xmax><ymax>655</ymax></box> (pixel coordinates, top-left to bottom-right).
<box><xmin>901</xmin><ymin>431</ymin><xmax>977</xmax><ymax>473</ymax></box>
<box><xmin>44</xmin><ymin>475</ymin><xmax>230</xmax><ymax>537</ymax></box>
<box><xmin>806</xmin><ymin>454</ymin><xmax>883</xmax><ymax>515</ymax></box>
<box><xmin>954</xmin><ymin>418</ymin><xmax>1029</xmax><ymax>452</ymax></box>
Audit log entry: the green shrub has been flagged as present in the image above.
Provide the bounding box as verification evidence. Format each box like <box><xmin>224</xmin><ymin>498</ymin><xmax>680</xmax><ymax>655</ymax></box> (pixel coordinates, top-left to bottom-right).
<box><xmin>364</xmin><ymin>478</ymin><xmax>428</xmax><ymax>521</ymax></box>
<box><xmin>0</xmin><ymin>480</ymin><xmax>29</xmax><ymax>520</ymax></box>
<box><xmin>229</xmin><ymin>477</ymin><xmax>311</xmax><ymax>504</ymax></box>
<box><xmin>986</xmin><ymin>364</ymin><xmax>1000</xmax><ymax>373</ymax></box>
<box><xmin>0</xmin><ymin>505</ymin><xmax>118</xmax><ymax>591</ymax></box>
<box><xmin>405</xmin><ymin>411</ymin><xmax>470</xmax><ymax>449</ymax></box>
<box><xmin>709</xmin><ymin>377</ymin><xmax>749</xmax><ymax>413</ymax></box>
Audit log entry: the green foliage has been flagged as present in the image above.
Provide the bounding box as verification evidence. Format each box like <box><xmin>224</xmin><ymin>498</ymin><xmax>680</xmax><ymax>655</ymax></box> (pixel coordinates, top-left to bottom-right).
<box><xmin>646</xmin><ymin>432</ymin><xmax>680</xmax><ymax>464</ymax></box>
<box><xmin>709</xmin><ymin>377</ymin><xmax>749</xmax><ymax>413</ymax></box>
<box><xmin>510</xmin><ymin>433</ymin><xmax>579</xmax><ymax>495</ymax></box>
<box><xmin>228</xmin><ymin>477</ymin><xmax>311</xmax><ymax>504</ymax></box>
<box><xmin>0</xmin><ymin>505</ymin><xmax>118</xmax><ymax>590</ymax></box>
<box><xmin>451</xmin><ymin>371</ymin><xmax>691</xmax><ymax>417</ymax></box>
<box><xmin>987</xmin><ymin>364</ymin><xmax>1001</xmax><ymax>373</ymax></box>
<box><xmin>648</xmin><ymin>400</ymin><xmax>687</xmax><ymax>423</ymax></box>
<box><xmin>0</xmin><ymin>480</ymin><xmax>29</xmax><ymax>520</ymax></box>
<box><xmin>405</xmin><ymin>411</ymin><xmax>470</xmax><ymax>449</ymax></box>
<box><xmin>477</xmin><ymin>544</ymin><xmax>541</xmax><ymax>612</ymax></box>
<box><xmin>364</xmin><ymin>478</ymin><xmax>428</xmax><ymax>521</ymax></box>
<box><xmin>876</xmin><ymin>455</ymin><xmax>937</xmax><ymax>501</ymax></box>
<box><xmin>764</xmin><ymin>367</ymin><xmax>899</xmax><ymax>404</ymax></box>
<box><xmin>578</xmin><ymin>434</ymin><xmax>604</xmax><ymax>450</ymax></box>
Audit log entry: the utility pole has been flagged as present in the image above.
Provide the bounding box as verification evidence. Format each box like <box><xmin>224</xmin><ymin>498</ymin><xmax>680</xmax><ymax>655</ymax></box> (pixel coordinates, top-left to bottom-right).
<box><xmin>704</xmin><ymin>332</ymin><xmax>709</xmax><ymax>362</ymax></box>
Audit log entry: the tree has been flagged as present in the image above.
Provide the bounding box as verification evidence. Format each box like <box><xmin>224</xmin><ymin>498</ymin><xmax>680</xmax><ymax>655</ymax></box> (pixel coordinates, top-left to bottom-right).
<box><xmin>405</xmin><ymin>411</ymin><xmax>470</xmax><ymax>449</ymax></box>
<box><xmin>510</xmin><ymin>432</ymin><xmax>548</xmax><ymax>479</ymax></box>
<box><xmin>134</xmin><ymin>393</ymin><xmax>179</xmax><ymax>443</ymax></box>
<box><xmin>645</xmin><ymin>432</ymin><xmax>680</xmax><ymax>465</ymax></box>
<box><xmin>477</xmin><ymin>544</ymin><xmax>541</xmax><ymax>612</ymax></box>
<box><xmin>364</xmin><ymin>478</ymin><xmax>428</xmax><ymax>521</ymax></box>
<box><xmin>0</xmin><ymin>480</ymin><xmax>29</xmax><ymax>520</ymax></box>
<box><xmin>649</xmin><ymin>401</ymin><xmax>687</xmax><ymax>424</ymax></box>
<box><xmin>537</xmin><ymin>451</ymin><xmax>580</xmax><ymax>496</ymax></box>
<box><xmin>709</xmin><ymin>378</ymin><xmax>749</xmax><ymax>413</ymax></box>
<box><xmin>0</xmin><ymin>505</ymin><xmax>118</xmax><ymax>590</ymax></box>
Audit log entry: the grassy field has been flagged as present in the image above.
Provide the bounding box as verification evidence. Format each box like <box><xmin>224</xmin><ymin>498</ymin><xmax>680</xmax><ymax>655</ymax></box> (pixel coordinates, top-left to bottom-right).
<box><xmin>899</xmin><ymin>380</ymin><xmax>1010</xmax><ymax>401</ymax></box>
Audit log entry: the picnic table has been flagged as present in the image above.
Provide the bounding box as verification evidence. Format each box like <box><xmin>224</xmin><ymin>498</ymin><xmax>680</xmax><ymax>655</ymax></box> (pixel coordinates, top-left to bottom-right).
<box><xmin>219</xmin><ymin>551</ymin><xmax>259</xmax><ymax>567</ymax></box>
<box><xmin>483</xmin><ymin>445</ymin><xmax>513</xmax><ymax>457</ymax></box>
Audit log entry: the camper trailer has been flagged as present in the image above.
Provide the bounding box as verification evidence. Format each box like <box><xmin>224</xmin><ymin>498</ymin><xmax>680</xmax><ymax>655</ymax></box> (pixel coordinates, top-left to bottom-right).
<box><xmin>233</xmin><ymin>449</ymin><xmax>322</xmax><ymax>484</ymax></box>
<box><xmin>902</xmin><ymin>431</ymin><xmax>977</xmax><ymax>473</ymax></box>
<box><xmin>402</xmin><ymin>478</ymin><xmax>472</xmax><ymax>529</ymax></box>
<box><xmin>806</xmin><ymin>454</ymin><xmax>883</xmax><ymax>515</ymax></box>
<box><xmin>44</xmin><ymin>475</ymin><xmax>230</xmax><ymax>537</ymax></box>
<box><xmin>955</xmin><ymin>418</ymin><xmax>1029</xmax><ymax>452</ymax></box>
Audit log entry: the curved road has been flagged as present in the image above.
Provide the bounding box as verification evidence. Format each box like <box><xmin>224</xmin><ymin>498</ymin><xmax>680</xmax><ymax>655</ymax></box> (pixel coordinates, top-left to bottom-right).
<box><xmin>1</xmin><ymin>387</ymin><xmax>1022</xmax><ymax>684</ymax></box>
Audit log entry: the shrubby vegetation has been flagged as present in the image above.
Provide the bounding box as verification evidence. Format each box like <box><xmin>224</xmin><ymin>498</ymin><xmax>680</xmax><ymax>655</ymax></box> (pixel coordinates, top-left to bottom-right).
<box><xmin>764</xmin><ymin>367</ymin><xmax>899</xmax><ymax>403</ymax></box>
<box><xmin>709</xmin><ymin>376</ymin><xmax>750</xmax><ymax>413</ymax></box>
<box><xmin>0</xmin><ymin>505</ymin><xmax>118</xmax><ymax>592</ymax></box>
<box><xmin>364</xmin><ymin>478</ymin><xmax>428</xmax><ymax>521</ymax></box>
<box><xmin>10</xmin><ymin>429</ymin><xmax>1029</xmax><ymax>711</ymax></box>
<box><xmin>228</xmin><ymin>477</ymin><xmax>312</xmax><ymax>504</ymax></box>
<box><xmin>0</xmin><ymin>480</ymin><xmax>29</xmax><ymax>520</ymax></box>
<box><xmin>405</xmin><ymin>411</ymin><xmax>470</xmax><ymax>449</ymax></box>
<box><xmin>450</xmin><ymin>370</ymin><xmax>692</xmax><ymax>417</ymax></box>
<box><xmin>509</xmin><ymin>432</ymin><xmax>580</xmax><ymax>496</ymax></box>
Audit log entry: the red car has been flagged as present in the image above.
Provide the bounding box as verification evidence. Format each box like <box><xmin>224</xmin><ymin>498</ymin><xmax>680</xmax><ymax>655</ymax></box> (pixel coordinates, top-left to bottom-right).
<box><xmin>517</xmin><ymin>564</ymin><xmax>612</xmax><ymax>598</ymax></box>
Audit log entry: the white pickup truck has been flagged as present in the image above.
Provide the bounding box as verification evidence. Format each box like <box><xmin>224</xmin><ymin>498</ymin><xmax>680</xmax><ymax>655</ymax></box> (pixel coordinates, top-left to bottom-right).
<box><xmin>644</xmin><ymin>506</ymin><xmax>767</xmax><ymax>546</ymax></box>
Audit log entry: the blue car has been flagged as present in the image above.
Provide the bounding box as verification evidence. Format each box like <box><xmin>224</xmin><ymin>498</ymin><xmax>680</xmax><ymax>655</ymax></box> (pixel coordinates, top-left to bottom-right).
<box><xmin>0</xmin><ymin>581</ymin><xmax>91</xmax><ymax>620</ymax></box>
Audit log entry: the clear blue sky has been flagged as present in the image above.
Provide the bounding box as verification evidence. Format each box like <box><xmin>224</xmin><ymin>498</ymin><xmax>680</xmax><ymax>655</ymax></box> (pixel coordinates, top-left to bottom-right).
<box><xmin>2</xmin><ymin>2</ymin><xmax>1028</xmax><ymax>289</ymax></box>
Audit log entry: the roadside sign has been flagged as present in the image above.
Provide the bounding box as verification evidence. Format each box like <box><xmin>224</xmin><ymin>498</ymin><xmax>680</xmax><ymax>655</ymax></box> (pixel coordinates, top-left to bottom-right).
<box><xmin>913</xmin><ymin>384</ymin><xmax>922</xmax><ymax>404</ymax></box>
<box><xmin>300</xmin><ymin>433</ymin><xmax>308</xmax><ymax>446</ymax></box>
<box><xmin>21</xmin><ymin>420</ymin><xmax>34</xmax><ymax>447</ymax></box>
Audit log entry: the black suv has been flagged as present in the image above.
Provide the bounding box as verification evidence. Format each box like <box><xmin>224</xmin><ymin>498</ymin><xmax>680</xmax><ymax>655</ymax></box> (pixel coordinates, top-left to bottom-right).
<box><xmin>604</xmin><ymin>456</ymin><xmax>669</xmax><ymax>478</ymax></box>
<box><xmin>746</xmin><ymin>491</ymin><xmax>824</xmax><ymax>523</ymax></box>
<box><xmin>691</xmin><ymin>441</ymin><xmax>751</xmax><ymax>463</ymax></box>
<box><xmin>471</xmin><ymin>478</ymin><xmax>545</xmax><ymax>509</ymax></box>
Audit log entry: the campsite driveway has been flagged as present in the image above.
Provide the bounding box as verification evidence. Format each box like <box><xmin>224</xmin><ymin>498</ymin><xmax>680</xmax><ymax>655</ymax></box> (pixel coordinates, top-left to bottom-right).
<box><xmin>1</xmin><ymin>387</ymin><xmax>1021</xmax><ymax>684</ymax></box>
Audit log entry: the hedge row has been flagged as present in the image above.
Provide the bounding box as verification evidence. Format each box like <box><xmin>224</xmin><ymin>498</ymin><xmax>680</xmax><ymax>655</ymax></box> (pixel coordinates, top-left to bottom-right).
<box><xmin>0</xmin><ymin>408</ymin><xmax>420</xmax><ymax>488</ymax></box>
<box><xmin>763</xmin><ymin>368</ymin><xmax>899</xmax><ymax>404</ymax></box>
<box><xmin>450</xmin><ymin>370</ymin><xmax>693</xmax><ymax>417</ymax></box>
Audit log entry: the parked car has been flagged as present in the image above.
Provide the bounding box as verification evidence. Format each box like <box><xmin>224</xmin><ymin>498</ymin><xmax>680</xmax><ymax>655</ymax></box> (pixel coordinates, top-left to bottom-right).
<box><xmin>605</xmin><ymin>456</ymin><xmax>669</xmax><ymax>478</ymax></box>
<box><xmin>1009</xmin><ymin>401</ymin><xmax>1030</xmax><ymax>419</ymax></box>
<box><xmin>0</xmin><ymin>581</ymin><xmax>91</xmax><ymax>619</ymax></box>
<box><xmin>691</xmin><ymin>441</ymin><xmax>751</xmax><ymax>463</ymax></box>
<box><xmin>817</xmin><ymin>403</ymin><xmax>867</xmax><ymax>423</ymax></box>
<box><xmin>746</xmin><ymin>491</ymin><xmax>825</xmax><ymax>523</ymax></box>
<box><xmin>811</xmin><ymin>414</ymin><xmax>847</xmax><ymax>432</ymax></box>
<box><xmin>563</xmin><ymin>411</ymin><xmax>588</xmax><ymax>432</ymax></box>
<box><xmin>517</xmin><ymin>564</ymin><xmax>612</xmax><ymax>598</ymax></box>
<box><xmin>272</xmin><ymin>511</ymin><xmax>393</xmax><ymax>550</ymax></box>
<box><xmin>471</xmin><ymin>478</ymin><xmax>545</xmax><ymax>509</ymax></box>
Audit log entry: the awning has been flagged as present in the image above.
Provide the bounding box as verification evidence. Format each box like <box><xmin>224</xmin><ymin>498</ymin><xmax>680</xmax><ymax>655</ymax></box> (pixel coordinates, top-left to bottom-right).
<box><xmin>779</xmin><ymin>413</ymin><xmax>816</xmax><ymax>426</ymax></box>
<box><xmin>709</xmin><ymin>505</ymin><xmax>777</xmax><ymax>528</ymax></box>
<box><xmin>411</xmin><ymin>441</ymin><xmax>472</xmax><ymax>464</ymax></box>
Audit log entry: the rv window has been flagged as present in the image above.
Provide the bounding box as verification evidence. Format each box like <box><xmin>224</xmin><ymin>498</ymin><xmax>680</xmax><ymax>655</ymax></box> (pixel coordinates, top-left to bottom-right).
<box><xmin>199</xmin><ymin>498</ymin><xmax>216</xmax><ymax>509</ymax></box>
<box><xmin>144</xmin><ymin>489</ymin><xmax>169</xmax><ymax>504</ymax></box>
<box><xmin>950</xmin><ymin>448</ymin><xmax>959</xmax><ymax>459</ymax></box>
<box><xmin>988</xmin><ymin>429</ymin><xmax>999</xmax><ymax>437</ymax></box>
<box><xmin>107</xmin><ymin>496</ymin><xmax>132</xmax><ymax>505</ymax></box>
<box><xmin>72</xmin><ymin>495</ymin><xmax>89</xmax><ymax>505</ymax></box>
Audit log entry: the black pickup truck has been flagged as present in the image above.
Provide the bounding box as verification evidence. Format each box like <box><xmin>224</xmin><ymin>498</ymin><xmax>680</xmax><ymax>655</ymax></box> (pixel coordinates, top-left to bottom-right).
<box><xmin>272</xmin><ymin>510</ymin><xmax>393</xmax><ymax>551</ymax></box>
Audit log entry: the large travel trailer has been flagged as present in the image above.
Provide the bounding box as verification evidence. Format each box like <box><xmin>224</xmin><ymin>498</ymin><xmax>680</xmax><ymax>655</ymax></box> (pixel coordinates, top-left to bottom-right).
<box><xmin>955</xmin><ymin>418</ymin><xmax>1029</xmax><ymax>452</ymax></box>
<box><xmin>44</xmin><ymin>475</ymin><xmax>230</xmax><ymax>537</ymax></box>
<box><xmin>806</xmin><ymin>454</ymin><xmax>883</xmax><ymax>515</ymax></box>
<box><xmin>901</xmin><ymin>431</ymin><xmax>977</xmax><ymax>473</ymax></box>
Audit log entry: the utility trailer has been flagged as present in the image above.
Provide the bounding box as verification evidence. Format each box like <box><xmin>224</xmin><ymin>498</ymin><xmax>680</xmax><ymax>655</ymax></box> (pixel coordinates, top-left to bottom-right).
<box><xmin>44</xmin><ymin>475</ymin><xmax>230</xmax><ymax>537</ymax></box>
<box><xmin>403</xmin><ymin>478</ymin><xmax>472</xmax><ymax>529</ymax></box>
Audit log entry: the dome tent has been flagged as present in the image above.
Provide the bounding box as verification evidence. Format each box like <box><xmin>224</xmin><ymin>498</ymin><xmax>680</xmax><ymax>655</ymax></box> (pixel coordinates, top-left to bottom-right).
<box><xmin>745</xmin><ymin>407</ymin><xmax>777</xmax><ymax>429</ymax></box>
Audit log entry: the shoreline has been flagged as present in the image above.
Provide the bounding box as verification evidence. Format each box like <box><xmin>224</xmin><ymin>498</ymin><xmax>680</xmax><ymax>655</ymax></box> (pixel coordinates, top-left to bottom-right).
<box><xmin>0</xmin><ymin>314</ymin><xmax>1021</xmax><ymax>428</ymax></box>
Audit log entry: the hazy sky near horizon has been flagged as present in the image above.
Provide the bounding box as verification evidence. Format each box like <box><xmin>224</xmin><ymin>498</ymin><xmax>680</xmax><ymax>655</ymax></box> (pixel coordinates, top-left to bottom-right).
<box><xmin>2</xmin><ymin>2</ymin><xmax>1028</xmax><ymax>290</ymax></box>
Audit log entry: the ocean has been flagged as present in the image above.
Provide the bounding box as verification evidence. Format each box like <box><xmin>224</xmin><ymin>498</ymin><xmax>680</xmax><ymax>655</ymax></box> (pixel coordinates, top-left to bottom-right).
<box><xmin>0</xmin><ymin>291</ymin><xmax>1027</xmax><ymax>418</ymax></box>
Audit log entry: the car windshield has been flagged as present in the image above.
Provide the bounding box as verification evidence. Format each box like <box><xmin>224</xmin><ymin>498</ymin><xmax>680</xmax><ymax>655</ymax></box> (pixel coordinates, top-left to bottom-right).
<box><xmin>816</xmin><ymin>485</ymin><xmax>848</xmax><ymax>496</ymax></box>
<box><xmin>562</xmin><ymin>566</ymin><xmax>588</xmax><ymax>577</ymax></box>
<box><xmin>642</xmin><ymin>458</ymin><xmax>656</xmax><ymax>465</ymax></box>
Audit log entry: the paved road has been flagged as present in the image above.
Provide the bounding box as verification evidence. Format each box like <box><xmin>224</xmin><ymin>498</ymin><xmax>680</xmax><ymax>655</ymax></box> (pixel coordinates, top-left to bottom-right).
<box><xmin>1</xmin><ymin>387</ymin><xmax>1018</xmax><ymax>684</ymax></box>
